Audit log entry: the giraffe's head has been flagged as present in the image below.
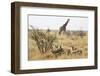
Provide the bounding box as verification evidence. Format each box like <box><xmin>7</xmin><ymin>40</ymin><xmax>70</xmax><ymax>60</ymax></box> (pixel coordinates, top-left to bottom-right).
<box><xmin>67</xmin><ymin>18</ymin><xmax>70</xmax><ymax>22</ymax></box>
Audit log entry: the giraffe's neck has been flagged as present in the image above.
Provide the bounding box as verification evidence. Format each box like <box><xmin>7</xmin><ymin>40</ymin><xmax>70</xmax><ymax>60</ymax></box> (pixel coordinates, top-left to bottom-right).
<box><xmin>63</xmin><ymin>19</ymin><xmax>69</xmax><ymax>27</ymax></box>
<box><xmin>63</xmin><ymin>22</ymin><xmax>68</xmax><ymax>27</ymax></box>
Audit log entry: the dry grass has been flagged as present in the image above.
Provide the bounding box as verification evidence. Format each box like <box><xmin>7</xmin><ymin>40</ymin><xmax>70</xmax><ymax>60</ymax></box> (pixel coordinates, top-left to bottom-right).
<box><xmin>28</xmin><ymin>30</ymin><xmax>88</xmax><ymax>60</ymax></box>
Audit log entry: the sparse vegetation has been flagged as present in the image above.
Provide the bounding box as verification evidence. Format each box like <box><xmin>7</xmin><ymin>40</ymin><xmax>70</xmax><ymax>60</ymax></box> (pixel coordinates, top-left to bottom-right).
<box><xmin>28</xmin><ymin>28</ymin><xmax>88</xmax><ymax>60</ymax></box>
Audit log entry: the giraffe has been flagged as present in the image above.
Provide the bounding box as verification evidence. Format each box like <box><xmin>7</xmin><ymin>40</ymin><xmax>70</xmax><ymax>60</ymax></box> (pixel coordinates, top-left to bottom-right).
<box><xmin>59</xmin><ymin>19</ymin><xmax>70</xmax><ymax>35</ymax></box>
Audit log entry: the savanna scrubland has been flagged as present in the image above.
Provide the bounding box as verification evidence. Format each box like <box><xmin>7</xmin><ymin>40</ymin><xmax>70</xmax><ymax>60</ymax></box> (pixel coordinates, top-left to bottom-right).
<box><xmin>28</xmin><ymin>29</ymin><xmax>88</xmax><ymax>60</ymax></box>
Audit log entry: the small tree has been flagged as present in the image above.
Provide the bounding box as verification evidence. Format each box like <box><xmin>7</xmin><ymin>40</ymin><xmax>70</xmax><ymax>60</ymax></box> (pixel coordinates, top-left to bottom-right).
<box><xmin>31</xmin><ymin>25</ymin><xmax>57</xmax><ymax>54</ymax></box>
<box><xmin>79</xmin><ymin>31</ymin><xmax>85</xmax><ymax>38</ymax></box>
